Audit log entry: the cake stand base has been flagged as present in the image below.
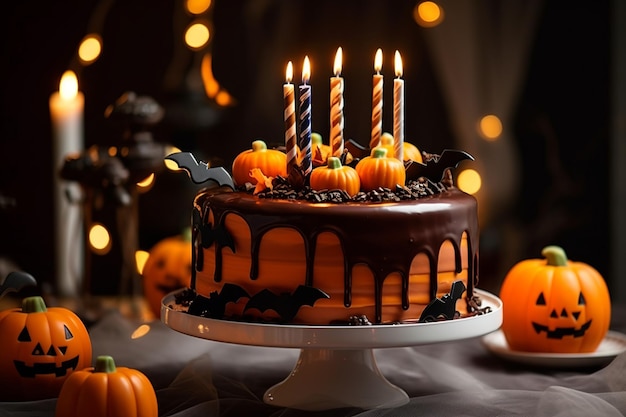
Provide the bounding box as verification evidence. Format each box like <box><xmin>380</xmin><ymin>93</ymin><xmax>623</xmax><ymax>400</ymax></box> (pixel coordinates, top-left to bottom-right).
<box><xmin>264</xmin><ymin>348</ymin><xmax>408</xmax><ymax>410</ymax></box>
<box><xmin>162</xmin><ymin>289</ymin><xmax>502</xmax><ymax>411</ymax></box>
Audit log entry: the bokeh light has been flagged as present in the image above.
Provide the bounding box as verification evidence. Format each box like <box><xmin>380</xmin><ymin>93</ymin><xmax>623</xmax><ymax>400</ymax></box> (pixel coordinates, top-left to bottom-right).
<box><xmin>186</xmin><ymin>0</ymin><xmax>211</xmax><ymax>15</ymax></box>
<box><xmin>413</xmin><ymin>1</ymin><xmax>444</xmax><ymax>28</ymax></box>
<box><xmin>457</xmin><ymin>169</ymin><xmax>482</xmax><ymax>195</ymax></box>
<box><xmin>478</xmin><ymin>114</ymin><xmax>503</xmax><ymax>141</ymax></box>
<box><xmin>185</xmin><ymin>22</ymin><xmax>210</xmax><ymax>50</ymax></box>
<box><xmin>89</xmin><ymin>223</ymin><xmax>111</xmax><ymax>255</ymax></box>
<box><xmin>135</xmin><ymin>250</ymin><xmax>150</xmax><ymax>274</ymax></box>
<box><xmin>78</xmin><ymin>34</ymin><xmax>102</xmax><ymax>64</ymax></box>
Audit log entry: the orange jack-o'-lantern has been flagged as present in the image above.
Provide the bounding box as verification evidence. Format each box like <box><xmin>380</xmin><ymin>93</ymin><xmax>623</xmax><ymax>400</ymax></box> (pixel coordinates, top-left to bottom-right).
<box><xmin>500</xmin><ymin>245</ymin><xmax>611</xmax><ymax>353</ymax></box>
<box><xmin>142</xmin><ymin>233</ymin><xmax>192</xmax><ymax>318</ymax></box>
<box><xmin>0</xmin><ymin>296</ymin><xmax>92</xmax><ymax>401</ymax></box>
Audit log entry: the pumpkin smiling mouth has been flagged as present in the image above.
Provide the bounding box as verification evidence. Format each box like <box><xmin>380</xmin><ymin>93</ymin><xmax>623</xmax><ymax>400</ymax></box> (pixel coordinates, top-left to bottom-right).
<box><xmin>531</xmin><ymin>320</ymin><xmax>592</xmax><ymax>339</ymax></box>
<box><xmin>13</xmin><ymin>355</ymin><xmax>80</xmax><ymax>378</ymax></box>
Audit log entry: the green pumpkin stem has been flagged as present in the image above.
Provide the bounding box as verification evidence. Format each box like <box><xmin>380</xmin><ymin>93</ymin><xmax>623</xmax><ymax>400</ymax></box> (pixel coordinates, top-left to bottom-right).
<box><xmin>312</xmin><ymin>132</ymin><xmax>323</xmax><ymax>146</ymax></box>
<box><xmin>94</xmin><ymin>355</ymin><xmax>117</xmax><ymax>373</ymax></box>
<box><xmin>251</xmin><ymin>140</ymin><xmax>267</xmax><ymax>152</ymax></box>
<box><xmin>21</xmin><ymin>296</ymin><xmax>47</xmax><ymax>313</ymax></box>
<box><xmin>371</xmin><ymin>147</ymin><xmax>388</xmax><ymax>159</ymax></box>
<box><xmin>327</xmin><ymin>157</ymin><xmax>342</xmax><ymax>169</ymax></box>
<box><xmin>541</xmin><ymin>245</ymin><xmax>568</xmax><ymax>266</ymax></box>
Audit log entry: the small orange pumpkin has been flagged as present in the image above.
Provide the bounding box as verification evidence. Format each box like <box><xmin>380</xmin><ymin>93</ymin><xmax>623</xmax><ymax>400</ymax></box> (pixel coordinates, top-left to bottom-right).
<box><xmin>403</xmin><ymin>142</ymin><xmax>423</xmax><ymax>163</ymax></box>
<box><xmin>232</xmin><ymin>139</ymin><xmax>287</xmax><ymax>186</ymax></box>
<box><xmin>55</xmin><ymin>355</ymin><xmax>158</xmax><ymax>417</ymax></box>
<box><xmin>355</xmin><ymin>146</ymin><xmax>406</xmax><ymax>191</ymax></box>
<box><xmin>142</xmin><ymin>232</ymin><xmax>192</xmax><ymax>318</ymax></box>
<box><xmin>500</xmin><ymin>245</ymin><xmax>611</xmax><ymax>353</ymax></box>
<box><xmin>310</xmin><ymin>156</ymin><xmax>361</xmax><ymax>196</ymax></box>
<box><xmin>311</xmin><ymin>133</ymin><xmax>332</xmax><ymax>166</ymax></box>
<box><xmin>0</xmin><ymin>296</ymin><xmax>92</xmax><ymax>401</ymax></box>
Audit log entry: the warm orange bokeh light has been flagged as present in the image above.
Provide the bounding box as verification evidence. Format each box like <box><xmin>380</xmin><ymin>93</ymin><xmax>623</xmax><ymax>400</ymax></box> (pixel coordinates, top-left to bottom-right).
<box><xmin>89</xmin><ymin>223</ymin><xmax>111</xmax><ymax>255</ymax></box>
<box><xmin>78</xmin><ymin>34</ymin><xmax>102</xmax><ymax>64</ymax></box>
<box><xmin>413</xmin><ymin>1</ymin><xmax>444</xmax><ymax>28</ymax></box>
<box><xmin>185</xmin><ymin>22</ymin><xmax>210</xmax><ymax>49</ymax></box>
<box><xmin>457</xmin><ymin>169</ymin><xmax>482</xmax><ymax>195</ymax></box>
<box><xmin>186</xmin><ymin>0</ymin><xmax>211</xmax><ymax>15</ymax></box>
<box><xmin>478</xmin><ymin>114</ymin><xmax>503</xmax><ymax>141</ymax></box>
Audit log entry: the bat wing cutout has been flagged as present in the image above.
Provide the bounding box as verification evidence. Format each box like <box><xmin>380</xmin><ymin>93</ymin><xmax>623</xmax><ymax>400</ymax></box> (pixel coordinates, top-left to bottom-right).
<box><xmin>0</xmin><ymin>272</ymin><xmax>37</xmax><ymax>298</ymax></box>
<box><xmin>244</xmin><ymin>285</ymin><xmax>330</xmax><ymax>323</ymax></box>
<box><xmin>418</xmin><ymin>280</ymin><xmax>467</xmax><ymax>323</ymax></box>
<box><xmin>187</xmin><ymin>283</ymin><xmax>249</xmax><ymax>318</ymax></box>
<box><xmin>166</xmin><ymin>152</ymin><xmax>235</xmax><ymax>189</ymax></box>
<box><xmin>406</xmin><ymin>149</ymin><xmax>474</xmax><ymax>182</ymax></box>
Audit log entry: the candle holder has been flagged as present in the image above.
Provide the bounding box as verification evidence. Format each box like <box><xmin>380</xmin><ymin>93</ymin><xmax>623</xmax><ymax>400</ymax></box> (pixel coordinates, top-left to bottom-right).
<box><xmin>61</xmin><ymin>92</ymin><xmax>168</xmax><ymax>317</ymax></box>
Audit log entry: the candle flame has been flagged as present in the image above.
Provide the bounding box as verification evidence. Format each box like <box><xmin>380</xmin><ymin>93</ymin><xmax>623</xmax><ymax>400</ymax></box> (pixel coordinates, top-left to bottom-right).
<box><xmin>302</xmin><ymin>56</ymin><xmax>311</xmax><ymax>84</ymax></box>
<box><xmin>59</xmin><ymin>70</ymin><xmax>79</xmax><ymax>100</ymax></box>
<box><xmin>333</xmin><ymin>47</ymin><xmax>343</xmax><ymax>76</ymax></box>
<box><xmin>394</xmin><ymin>50</ymin><xmax>403</xmax><ymax>78</ymax></box>
<box><xmin>374</xmin><ymin>48</ymin><xmax>383</xmax><ymax>73</ymax></box>
<box><xmin>286</xmin><ymin>61</ymin><xmax>293</xmax><ymax>84</ymax></box>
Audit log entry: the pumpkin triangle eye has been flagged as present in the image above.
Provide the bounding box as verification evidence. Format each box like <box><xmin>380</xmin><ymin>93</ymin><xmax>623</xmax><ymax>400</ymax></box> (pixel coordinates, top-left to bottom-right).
<box><xmin>64</xmin><ymin>325</ymin><xmax>73</xmax><ymax>340</ymax></box>
<box><xmin>578</xmin><ymin>292</ymin><xmax>586</xmax><ymax>305</ymax></box>
<box><xmin>32</xmin><ymin>343</ymin><xmax>44</xmax><ymax>355</ymax></box>
<box><xmin>18</xmin><ymin>326</ymin><xmax>31</xmax><ymax>342</ymax></box>
<box><xmin>536</xmin><ymin>293</ymin><xmax>546</xmax><ymax>305</ymax></box>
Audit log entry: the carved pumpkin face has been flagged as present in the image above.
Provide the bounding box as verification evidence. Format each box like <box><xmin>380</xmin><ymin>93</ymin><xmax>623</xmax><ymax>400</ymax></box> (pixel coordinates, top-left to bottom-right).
<box><xmin>142</xmin><ymin>234</ymin><xmax>192</xmax><ymax>318</ymax></box>
<box><xmin>0</xmin><ymin>296</ymin><xmax>92</xmax><ymax>401</ymax></box>
<box><xmin>500</xmin><ymin>246</ymin><xmax>611</xmax><ymax>353</ymax></box>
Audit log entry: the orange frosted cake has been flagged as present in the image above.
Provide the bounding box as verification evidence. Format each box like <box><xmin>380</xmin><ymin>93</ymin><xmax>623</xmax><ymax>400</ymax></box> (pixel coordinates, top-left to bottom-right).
<box><xmin>168</xmin><ymin>140</ymin><xmax>488</xmax><ymax>325</ymax></box>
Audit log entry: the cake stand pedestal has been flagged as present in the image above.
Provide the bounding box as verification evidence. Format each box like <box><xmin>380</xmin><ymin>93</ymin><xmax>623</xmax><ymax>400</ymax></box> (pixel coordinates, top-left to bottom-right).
<box><xmin>162</xmin><ymin>289</ymin><xmax>502</xmax><ymax>411</ymax></box>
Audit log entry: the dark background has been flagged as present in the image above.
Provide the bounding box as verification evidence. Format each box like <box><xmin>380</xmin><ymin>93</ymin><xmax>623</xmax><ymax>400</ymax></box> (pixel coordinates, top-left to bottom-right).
<box><xmin>0</xmin><ymin>1</ymin><xmax>612</xmax><ymax>296</ymax></box>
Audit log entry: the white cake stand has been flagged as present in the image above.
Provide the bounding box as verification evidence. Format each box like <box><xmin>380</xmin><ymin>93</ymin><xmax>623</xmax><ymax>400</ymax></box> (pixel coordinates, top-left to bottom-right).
<box><xmin>162</xmin><ymin>289</ymin><xmax>502</xmax><ymax>411</ymax></box>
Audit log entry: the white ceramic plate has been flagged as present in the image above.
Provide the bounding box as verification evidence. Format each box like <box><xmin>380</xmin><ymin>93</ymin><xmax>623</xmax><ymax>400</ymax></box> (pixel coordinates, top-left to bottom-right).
<box><xmin>162</xmin><ymin>289</ymin><xmax>503</xmax><ymax>349</ymax></box>
<box><xmin>482</xmin><ymin>329</ymin><xmax>626</xmax><ymax>368</ymax></box>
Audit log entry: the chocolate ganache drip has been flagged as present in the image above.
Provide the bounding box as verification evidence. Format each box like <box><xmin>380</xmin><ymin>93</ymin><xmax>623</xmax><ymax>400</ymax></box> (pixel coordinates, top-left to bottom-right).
<box><xmin>191</xmin><ymin>183</ymin><xmax>479</xmax><ymax>324</ymax></box>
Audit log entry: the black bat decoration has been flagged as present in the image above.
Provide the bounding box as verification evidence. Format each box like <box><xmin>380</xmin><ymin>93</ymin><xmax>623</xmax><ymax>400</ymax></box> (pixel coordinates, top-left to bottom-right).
<box><xmin>0</xmin><ymin>271</ymin><xmax>37</xmax><ymax>298</ymax></box>
<box><xmin>187</xmin><ymin>283</ymin><xmax>249</xmax><ymax>318</ymax></box>
<box><xmin>418</xmin><ymin>280</ymin><xmax>467</xmax><ymax>323</ymax></box>
<box><xmin>166</xmin><ymin>152</ymin><xmax>235</xmax><ymax>189</ymax></box>
<box><xmin>405</xmin><ymin>149</ymin><xmax>474</xmax><ymax>183</ymax></box>
<box><xmin>345</xmin><ymin>139</ymin><xmax>370</xmax><ymax>160</ymax></box>
<box><xmin>244</xmin><ymin>285</ymin><xmax>330</xmax><ymax>323</ymax></box>
<box><xmin>200</xmin><ymin>222</ymin><xmax>236</xmax><ymax>253</ymax></box>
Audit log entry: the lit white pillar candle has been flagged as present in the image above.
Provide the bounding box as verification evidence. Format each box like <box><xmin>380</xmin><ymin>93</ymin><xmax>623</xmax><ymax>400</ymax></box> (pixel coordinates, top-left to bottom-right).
<box><xmin>370</xmin><ymin>48</ymin><xmax>383</xmax><ymax>150</ymax></box>
<box><xmin>49</xmin><ymin>70</ymin><xmax>84</xmax><ymax>297</ymax></box>
<box><xmin>330</xmin><ymin>47</ymin><xmax>344</xmax><ymax>158</ymax></box>
<box><xmin>284</xmin><ymin>61</ymin><xmax>297</xmax><ymax>176</ymax></box>
<box><xmin>393</xmin><ymin>51</ymin><xmax>404</xmax><ymax>161</ymax></box>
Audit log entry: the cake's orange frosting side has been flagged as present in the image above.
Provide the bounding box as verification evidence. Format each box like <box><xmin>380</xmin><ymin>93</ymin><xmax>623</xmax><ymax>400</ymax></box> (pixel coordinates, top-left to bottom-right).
<box><xmin>192</xmin><ymin>188</ymin><xmax>478</xmax><ymax>325</ymax></box>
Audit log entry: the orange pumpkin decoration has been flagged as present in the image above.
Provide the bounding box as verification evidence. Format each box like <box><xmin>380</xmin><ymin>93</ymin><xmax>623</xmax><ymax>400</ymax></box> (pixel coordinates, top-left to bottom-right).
<box><xmin>0</xmin><ymin>296</ymin><xmax>92</xmax><ymax>401</ymax></box>
<box><xmin>355</xmin><ymin>146</ymin><xmax>406</xmax><ymax>191</ymax></box>
<box><xmin>500</xmin><ymin>245</ymin><xmax>611</xmax><ymax>353</ymax></box>
<box><xmin>310</xmin><ymin>156</ymin><xmax>361</xmax><ymax>196</ymax></box>
<box><xmin>311</xmin><ymin>133</ymin><xmax>332</xmax><ymax>166</ymax></box>
<box><xmin>378</xmin><ymin>133</ymin><xmax>423</xmax><ymax>163</ymax></box>
<box><xmin>403</xmin><ymin>142</ymin><xmax>423</xmax><ymax>163</ymax></box>
<box><xmin>379</xmin><ymin>133</ymin><xmax>395</xmax><ymax>157</ymax></box>
<box><xmin>55</xmin><ymin>355</ymin><xmax>158</xmax><ymax>417</ymax></box>
<box><xmin>142</xmin><ymin>233</ymin><xmax>192</xmax><ymax>318</ymax></box>
<box><xmin>232</xmin><ymin>139</ymin><xmax>287</xmax><ymax>186</ymax></box>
